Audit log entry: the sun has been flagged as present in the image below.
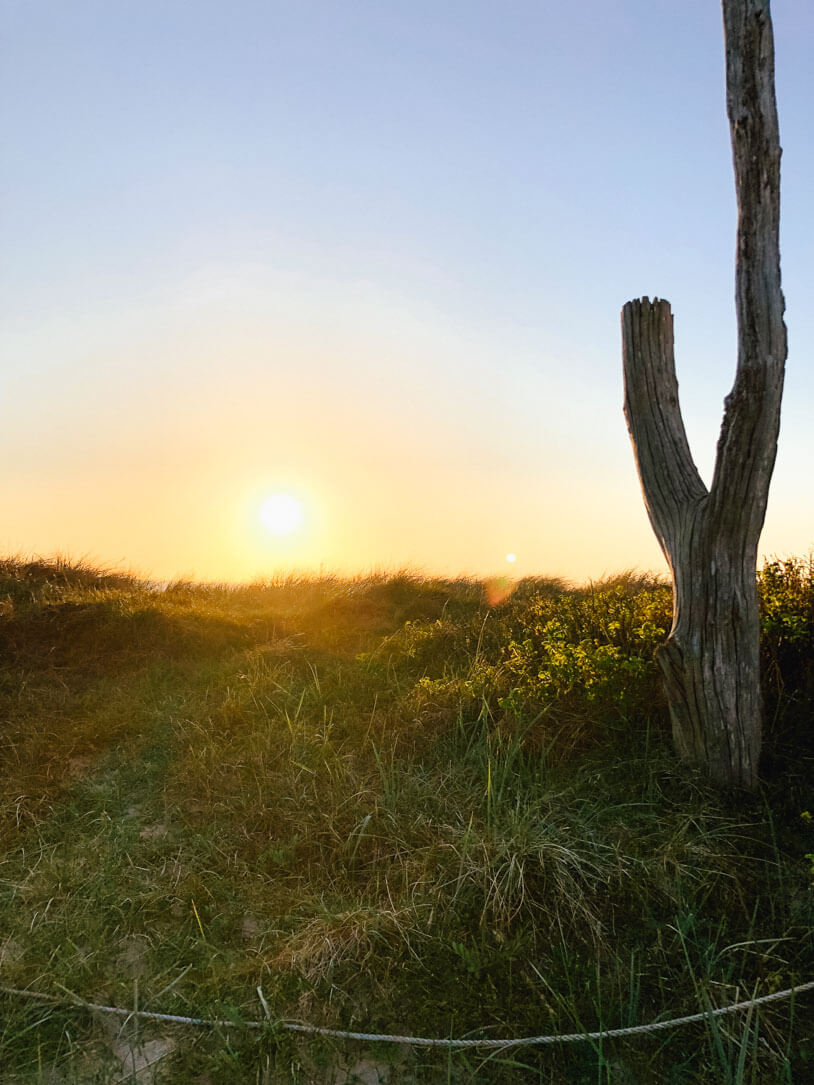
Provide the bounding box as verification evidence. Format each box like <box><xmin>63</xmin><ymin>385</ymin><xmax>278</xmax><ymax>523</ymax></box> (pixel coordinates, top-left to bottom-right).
<box><xmin>259</xmin><ymin>494</ymin><xmax>305</xmax><ymax>536</ymax></box>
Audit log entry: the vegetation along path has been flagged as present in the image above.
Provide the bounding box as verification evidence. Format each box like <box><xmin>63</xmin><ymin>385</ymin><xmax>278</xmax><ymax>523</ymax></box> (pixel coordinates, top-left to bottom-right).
<box><xmin>1</xmin><ymin>557</ymin><xmax>812</xmax><ymax>1082</ymax></box>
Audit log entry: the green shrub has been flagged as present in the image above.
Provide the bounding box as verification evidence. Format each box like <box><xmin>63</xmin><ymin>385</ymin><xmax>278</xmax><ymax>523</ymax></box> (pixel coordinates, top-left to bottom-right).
<box><xmin>759</xmin><ymin>555</ymin><xmax>814</xmax><ymax>713</ymax></box>
<box><xmin>499</xmin><ymin>578</ymin><xmax>672</xmax><ymax>721</ymax></box>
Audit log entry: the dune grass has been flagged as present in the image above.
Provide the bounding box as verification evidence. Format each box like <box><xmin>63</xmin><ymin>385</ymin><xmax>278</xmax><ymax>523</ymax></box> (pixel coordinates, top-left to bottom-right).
<box><xmin>0</xmin><ymin>555</ymin><xmax>812</xmax><ymax>1082</ymax></box>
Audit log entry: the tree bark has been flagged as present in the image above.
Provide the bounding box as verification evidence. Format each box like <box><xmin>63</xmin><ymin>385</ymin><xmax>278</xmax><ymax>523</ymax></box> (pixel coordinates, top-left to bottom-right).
<box><xmin>621</xmin><ymin>0</ymin><xmax>786</xmax><ymax>790</ymax></box>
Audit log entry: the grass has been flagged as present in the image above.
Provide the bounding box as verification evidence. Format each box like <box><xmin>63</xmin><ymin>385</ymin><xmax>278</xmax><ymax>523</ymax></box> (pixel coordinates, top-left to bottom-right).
<box><xmin>0</xmin><ymin>555</ymin><xmax>812</xmax><ymax>1082</ymax></box>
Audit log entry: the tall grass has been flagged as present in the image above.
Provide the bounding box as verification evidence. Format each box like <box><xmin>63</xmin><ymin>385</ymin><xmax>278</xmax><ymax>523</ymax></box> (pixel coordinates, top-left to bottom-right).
<box><xmin>0</xmin><ymin>556</ymin><xmax>812</xmax><ymax>1082</ymax></box>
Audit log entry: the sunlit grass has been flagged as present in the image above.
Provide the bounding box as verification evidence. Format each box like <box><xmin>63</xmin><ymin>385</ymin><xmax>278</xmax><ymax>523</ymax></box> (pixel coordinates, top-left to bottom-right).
<box><xmin>0</xmin><ymin>556</ymin><xmax>812</xmax><ymax>1081</ymax></box>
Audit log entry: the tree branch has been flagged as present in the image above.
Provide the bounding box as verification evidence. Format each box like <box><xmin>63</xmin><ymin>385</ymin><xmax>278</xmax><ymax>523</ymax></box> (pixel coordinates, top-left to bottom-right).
<box><xmin>710</xmin><ymin>0</ymin><xmax>786</xmax><ymax>543</ymax></box>
<box><xmin>622</xmin><ymin>296</ymin><xmax>708</xmax><ymax>562</ymax></box>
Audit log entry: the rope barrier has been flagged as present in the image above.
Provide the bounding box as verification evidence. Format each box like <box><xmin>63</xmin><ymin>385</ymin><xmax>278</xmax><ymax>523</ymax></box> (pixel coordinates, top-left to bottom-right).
<box><xmin>2</xmin><ymin>980</ymin><xmax>813</xmax><ymax>1050</ymax></box>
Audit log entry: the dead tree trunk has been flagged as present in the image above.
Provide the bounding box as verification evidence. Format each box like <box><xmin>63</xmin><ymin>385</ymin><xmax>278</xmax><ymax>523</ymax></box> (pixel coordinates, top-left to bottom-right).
<box><xmin>621</xmin><ymin>0</ymin><xmax>786</xmax><ymax>790</ymax></box>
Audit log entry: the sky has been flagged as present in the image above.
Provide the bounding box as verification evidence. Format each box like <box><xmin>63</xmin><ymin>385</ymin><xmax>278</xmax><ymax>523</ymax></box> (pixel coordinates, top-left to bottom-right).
<box><xmin>1</xmin><ymin>0</ymin><xmax>812</xmax><ymax>584</ymax></box>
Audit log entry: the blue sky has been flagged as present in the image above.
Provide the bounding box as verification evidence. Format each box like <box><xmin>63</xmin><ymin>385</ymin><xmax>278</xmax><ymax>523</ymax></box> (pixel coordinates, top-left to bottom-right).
<box><xmin>1</xmin><ymin>1</ymin><xmax>812</xmax><ymax>581</ymax></box>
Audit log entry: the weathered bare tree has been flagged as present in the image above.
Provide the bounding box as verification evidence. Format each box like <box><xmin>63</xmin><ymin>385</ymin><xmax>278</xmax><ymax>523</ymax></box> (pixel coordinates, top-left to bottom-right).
<box><xmin>621</xmin><ymin>0</ymin><xmax>786</xmax><ymax>789</ymax></box>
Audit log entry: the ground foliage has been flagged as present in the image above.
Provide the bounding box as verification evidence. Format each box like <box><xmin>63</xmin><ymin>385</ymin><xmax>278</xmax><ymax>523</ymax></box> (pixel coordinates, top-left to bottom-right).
<box><xmin>0</xmin><ymin>555</ymin><xmax>812</xmax><ymax>1082</ymax></box>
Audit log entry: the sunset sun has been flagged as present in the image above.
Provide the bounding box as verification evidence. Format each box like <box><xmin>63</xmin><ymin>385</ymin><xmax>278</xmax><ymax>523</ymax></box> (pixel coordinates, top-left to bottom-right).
<box><xmin>259</xmin><ymin>494</ymin><xmax>305</xmax><ymax>536</ymax></box>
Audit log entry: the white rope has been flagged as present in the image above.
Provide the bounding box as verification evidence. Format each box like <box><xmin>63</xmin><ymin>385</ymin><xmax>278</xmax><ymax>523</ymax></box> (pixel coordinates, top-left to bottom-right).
<box><xmin>2</xmin><ymin>980</ymin><xmax>813</xmax><ymax>1050</ymax></box>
